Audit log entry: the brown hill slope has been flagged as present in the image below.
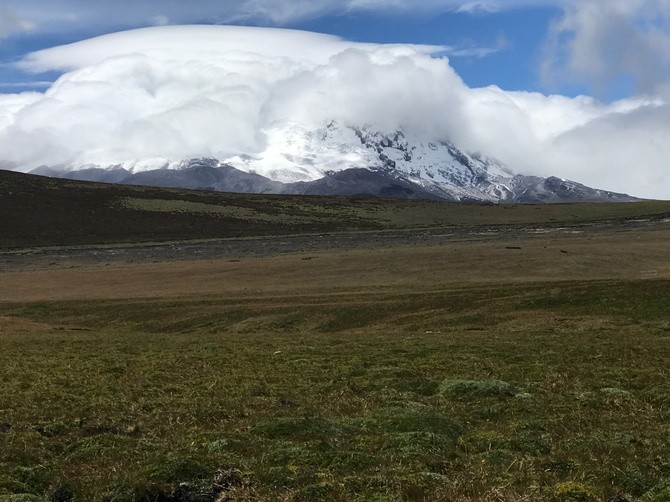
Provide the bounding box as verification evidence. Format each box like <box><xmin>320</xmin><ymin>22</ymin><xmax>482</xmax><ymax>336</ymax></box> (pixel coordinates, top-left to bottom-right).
<box><xmin>1</xmin><ymin>169</ymin><xmax>669</xmax><ymax>248</ymax></box>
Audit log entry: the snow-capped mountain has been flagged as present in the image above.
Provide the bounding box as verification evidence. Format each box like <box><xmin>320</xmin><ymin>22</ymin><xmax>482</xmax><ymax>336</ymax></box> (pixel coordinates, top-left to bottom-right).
<box><xmin>31</xmin><ymin>121</ymin><xmax>637</xmax><ymax>203</ymax></box>
<box><xmin>224</xmin><ymin>120</ymin><xmax>519</xmax><ymax>201</ymax></box>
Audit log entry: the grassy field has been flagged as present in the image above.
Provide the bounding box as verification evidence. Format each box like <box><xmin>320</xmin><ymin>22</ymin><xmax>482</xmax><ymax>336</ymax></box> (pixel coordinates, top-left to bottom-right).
<box><xmin>1</xmin><ymin>171</ymin><xmax>670</xmax><ymax>500</ymax></box>
<box><xmin>1</xmin><ymin>279</ymin><xmax>670</xmax><ymax>501</ymax></box>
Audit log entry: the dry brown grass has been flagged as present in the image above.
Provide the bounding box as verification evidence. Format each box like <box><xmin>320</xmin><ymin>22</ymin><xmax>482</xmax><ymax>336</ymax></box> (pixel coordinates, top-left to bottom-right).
<box><xmin>1</xmin><ymin>225</ymin><xmax>667</xmax><ymax>303</ymax></box>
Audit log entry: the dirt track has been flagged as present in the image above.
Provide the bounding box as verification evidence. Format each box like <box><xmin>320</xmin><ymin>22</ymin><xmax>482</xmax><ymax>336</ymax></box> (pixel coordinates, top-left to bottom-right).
<box><xmin>1</xmin><ymin>217</ymin><xmax>667</xmax><ymax>273</ymax></box>
<box><xmin>0</xmin><ymin>218</ymin><xmax>668</xmax><ymax>303</ymax></box>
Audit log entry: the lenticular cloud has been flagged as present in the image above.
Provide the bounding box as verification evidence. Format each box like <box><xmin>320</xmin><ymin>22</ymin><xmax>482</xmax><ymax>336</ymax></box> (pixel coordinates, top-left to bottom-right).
<box><xmin>0</xmin><ymin>25</ymin><xmax>668</xmax><ymax>199</ymax></box>
<box><xmin>2</xmin><ymin>26</ymin><xmax>461</xmax><ymax>168</ymax></box>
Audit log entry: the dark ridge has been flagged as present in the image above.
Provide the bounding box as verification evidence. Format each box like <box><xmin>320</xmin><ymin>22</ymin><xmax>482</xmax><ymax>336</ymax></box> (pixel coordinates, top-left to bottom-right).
<box><xmin>1</xmin><ymin>169</ymin><xmax>662</xmax><ymax>249</ymax></box>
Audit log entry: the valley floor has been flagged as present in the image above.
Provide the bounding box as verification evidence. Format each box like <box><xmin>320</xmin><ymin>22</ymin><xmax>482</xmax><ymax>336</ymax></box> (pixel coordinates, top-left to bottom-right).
<box><xmin>0</xmin><ymin>217</ymin><xmax>669</xmax><ymax>500</ymax></box>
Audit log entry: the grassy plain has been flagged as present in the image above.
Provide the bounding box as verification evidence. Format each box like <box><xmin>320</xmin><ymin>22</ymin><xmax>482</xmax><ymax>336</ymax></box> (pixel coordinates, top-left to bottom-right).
<box><xmin>1</xmin><ymin>171</ymin><xmax>670</xmax><ymax>501</ymax></box>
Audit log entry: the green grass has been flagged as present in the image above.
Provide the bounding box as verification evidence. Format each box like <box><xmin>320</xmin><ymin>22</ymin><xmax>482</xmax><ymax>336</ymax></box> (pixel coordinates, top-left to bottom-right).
<box><xmin>2</xmin><ymin>170</ymin><xmax>670</xmax><ymax>500</ymax></box>
<box><xmin>1</xmin><ymin>279</ymin><xmax>670</xmax><ymax>500</ymax></box>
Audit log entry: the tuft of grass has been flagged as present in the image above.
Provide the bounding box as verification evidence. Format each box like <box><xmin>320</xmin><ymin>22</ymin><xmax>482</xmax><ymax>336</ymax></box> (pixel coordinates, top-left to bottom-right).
<box><xmin>366</xmin><ymin>405</ymin><xmax>464</xmax><ymax>437</ymax></box>
<box><xmin>437</xmin><ymin>379</ymin><xmax>517</xmax><ymax>398</ymax></box>
<box><xmin>642</xmin><ymin>478</ymin><xmax>670</xmax><ymax>501</ymax></box>
<box><xmin>0</xmin><ymin>496</ymin><xmax>43</xmax><ymax>502</ymax></box>
<box><xmin>148</xmin><ymin>457</ymin><xmax>212</xmax><ymax>484</ymax></box>
<box><xmin>383</xmin><ymin>431</ymin><xmax>456</xmax><ymax>457</ymax></box>
<box><xmin>292</xmin><ymin>482</ymin><xmax>340</xmax><ymax>501</ymax></box>
<box><xmin>550</xmin><ymin>481</ymin><xmax>600</xmax><ymax>502</ymax></box>
<box><xmin>252</xmin><ymin>417</ymin><xmax>354</xmax><ymax>441</ymax></box>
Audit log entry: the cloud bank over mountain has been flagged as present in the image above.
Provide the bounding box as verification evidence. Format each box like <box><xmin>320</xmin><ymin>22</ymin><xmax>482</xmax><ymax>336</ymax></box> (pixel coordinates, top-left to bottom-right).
<box><xmin>0</xmin><ymin>24</ymin><xmax>668</xmax><ymax>199</ymax></box>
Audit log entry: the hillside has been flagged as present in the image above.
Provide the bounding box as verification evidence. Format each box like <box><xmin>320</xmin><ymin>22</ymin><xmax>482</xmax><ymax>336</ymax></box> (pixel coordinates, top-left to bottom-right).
<box><xmin>1</xmin><ymin>169</ymin><xmax>669</xmax><ymax>249</ymax></box>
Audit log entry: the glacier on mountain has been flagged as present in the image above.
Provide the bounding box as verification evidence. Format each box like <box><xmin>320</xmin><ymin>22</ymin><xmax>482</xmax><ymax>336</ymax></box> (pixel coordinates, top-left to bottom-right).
<box><xmin>215</xmin><ymin>120</ymin><xmax>532</xmax><ymax>202</ymax></box>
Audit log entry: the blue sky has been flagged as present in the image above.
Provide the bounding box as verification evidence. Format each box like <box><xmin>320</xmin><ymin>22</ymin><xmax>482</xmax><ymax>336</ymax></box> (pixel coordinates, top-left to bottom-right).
<box><xmin>0</xmin><ymin>1</ymin><xmax>661</xmax><ymax>101</ymax></box>
<box><xmin>297</xmin><ymin>7</ymin><xmax>565</xmax><ymax>94</ymax></box>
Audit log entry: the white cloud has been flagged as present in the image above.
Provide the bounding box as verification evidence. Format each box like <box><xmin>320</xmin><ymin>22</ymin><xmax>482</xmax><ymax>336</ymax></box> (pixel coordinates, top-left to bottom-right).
<box><xmin>150</xmin><ymin>15</ymin><xmax>170</xmax><ymax>27</ymax></box>
<box><xmin>17</xmin><ymin>25</ymin><xmax>376</xmax><ymax>72</ymax></box>
<box><xmin>542</xmin><ymin>0</ymin><xmax>670</xmax><ymax>95</ymax></box>
<box><xmin>0</xmin><ymin>3</ymin><xmax>35</xmax><ymax>38</ymax></box>
<box><xmin>0</xmin><ymin>25</ymin><xmax>668</xmax><ymax>199</ymax></box>
<box><xmin>0</xmin><ymin>81</ymin><xmax>52</xmax><ymax>89</ymax></box>
<box><xmin>457</xmin><ymin>86</ymin><xmax>668</xmax><ymax>196</ymax></box>
<box><xmin>546</xmin><ymin>100</ymin><xmax>670</xmax><ymax>191</ymax></box>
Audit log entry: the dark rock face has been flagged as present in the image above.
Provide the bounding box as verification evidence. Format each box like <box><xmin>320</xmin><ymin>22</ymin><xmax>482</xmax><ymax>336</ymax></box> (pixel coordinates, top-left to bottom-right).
<box><xmin>283</xmin><ymin>168</ymin><xmax>445</xmax><ymax>200</ymax></box>
<box><xmin>507</xmin><ymin>176</ymin><xmax>637</xmax><ymax>204</ymax></box>
<box><xmin>39</xmin><ymin>160</ymin><xmax>284</xmax><ymax>194</ymax></box>
<box><xmin>126</xmin><ymin>164</ymin><xmax>284</xmax><ymax>194</ymax></box>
